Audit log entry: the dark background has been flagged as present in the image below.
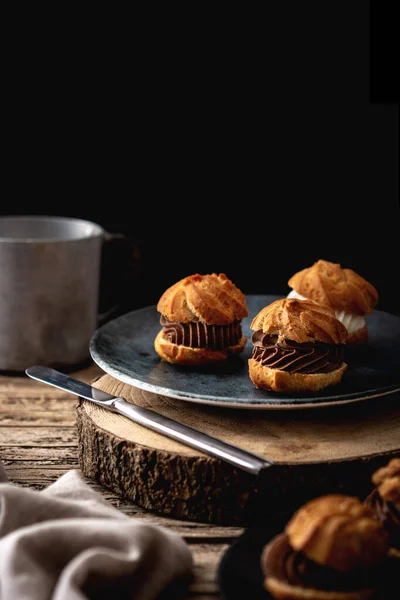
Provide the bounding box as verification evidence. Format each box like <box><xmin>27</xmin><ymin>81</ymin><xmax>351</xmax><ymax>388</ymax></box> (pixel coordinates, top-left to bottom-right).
<box><xmin>2</xmin><ymin>3</ymin><xmax>399</xmax><ymax>317</ymax></box>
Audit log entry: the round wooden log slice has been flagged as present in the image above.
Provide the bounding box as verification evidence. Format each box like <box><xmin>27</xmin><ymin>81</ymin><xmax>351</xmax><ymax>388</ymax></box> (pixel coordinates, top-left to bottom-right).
<box><xmin>76</xmin><ymin>374</ymin><xmax>400</xmax><ymax>525</ymax></box>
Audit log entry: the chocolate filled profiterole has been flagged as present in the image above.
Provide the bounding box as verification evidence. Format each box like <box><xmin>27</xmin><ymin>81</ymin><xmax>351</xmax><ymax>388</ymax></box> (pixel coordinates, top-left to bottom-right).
<box><xmin>154</xmin><ymin>273</ymin><xmax>248</xmax><ymax>365</ymax></box>
<box><xmin>249</xmin><ymin>298</ymin><xmax>348</xmax><ymax>393</ymax></box>
<box><xmin>365</xmin><ymin>458</ymin><xmax>400</xmax><ymax>561</ymax></box>
<box><xmin>261</xmin><ymin>494</ymin><xmax>390</xmax><ymax>600</ymax></box>
<box><xmin>287</xmin><ymin>260</ymin><xmax>379</xmax><ymax>345</ymax></box>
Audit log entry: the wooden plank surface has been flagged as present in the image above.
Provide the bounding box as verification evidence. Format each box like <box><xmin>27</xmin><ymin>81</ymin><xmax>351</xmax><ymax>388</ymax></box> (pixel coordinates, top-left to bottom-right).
<box><xmin>0</xmin><ymin>364</ymin><xmax>243</xmax><ymax>599</ymax></box>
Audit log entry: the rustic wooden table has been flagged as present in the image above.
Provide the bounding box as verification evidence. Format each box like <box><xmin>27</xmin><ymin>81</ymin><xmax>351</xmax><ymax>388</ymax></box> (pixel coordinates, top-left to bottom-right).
<box><xmin>0</xmin><ymin>363</ymin><xmax>244</xmax><ymax>600</ymax></box>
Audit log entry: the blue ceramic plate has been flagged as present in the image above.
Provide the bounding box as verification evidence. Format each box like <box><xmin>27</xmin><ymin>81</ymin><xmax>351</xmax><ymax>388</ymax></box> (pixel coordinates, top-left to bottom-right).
<box><xmin>218</xmin><ymin>525</ymin><xmax>282</xmax><ymax>600</ymax></box>
<box><xmin>218</xmin><ymin>520</ymin><xmax>396</xmax><ymax>599</ymax></box>
<box><xmin>89</xmin><ymin>295</ymin><xmax>400</xmax><ymax>410</ymax></box>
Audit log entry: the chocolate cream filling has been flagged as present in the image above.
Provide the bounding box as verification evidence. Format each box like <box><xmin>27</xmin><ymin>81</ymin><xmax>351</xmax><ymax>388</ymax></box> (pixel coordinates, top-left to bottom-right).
<box><xmin>365</xmin><ymin>490</ymin><xmax>400</xmax><ymax>549</ymax></box>
<box><xmin>251</xmin><ymin>332</ymin><xmax>344</xmax><ymax>374</ymax></box>
<box><xmin>262</xmin><ymin>533</ymin><xmax>380</xmax><ymax>592</ymax></box>
<box><xmin>160</xmin><ymin>316</ymin><xmax>242</xmax><ymax>351</ymax></box>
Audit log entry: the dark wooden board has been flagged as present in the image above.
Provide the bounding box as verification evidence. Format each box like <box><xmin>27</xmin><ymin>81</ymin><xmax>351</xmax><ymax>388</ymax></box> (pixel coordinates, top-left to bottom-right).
<box><xmin>76</xmin><ymin>373</ymin><xmax>400</xmax><ymax>525</ymax></box>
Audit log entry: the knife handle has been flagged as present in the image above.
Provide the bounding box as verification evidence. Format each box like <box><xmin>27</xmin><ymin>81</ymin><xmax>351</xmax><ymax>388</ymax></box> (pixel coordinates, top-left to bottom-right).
<box><xmin>113</xmin><ymin>398</ymin><xmax>272</xmax><ymax>475</ymax></box>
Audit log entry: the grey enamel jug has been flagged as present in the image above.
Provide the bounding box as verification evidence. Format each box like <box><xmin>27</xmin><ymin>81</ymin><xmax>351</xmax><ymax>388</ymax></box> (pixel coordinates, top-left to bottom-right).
<box><xmin>0</xmin><ymin>216</ymin><xmax>126</xmax><ymax>371</ymax></box>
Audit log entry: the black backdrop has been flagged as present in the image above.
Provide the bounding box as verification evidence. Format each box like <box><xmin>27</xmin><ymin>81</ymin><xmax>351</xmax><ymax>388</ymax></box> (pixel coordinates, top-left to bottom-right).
<box><xmin>2</xmin><ymin>3</ymin><xmax>399</xmax><ymax>317</ymax></box>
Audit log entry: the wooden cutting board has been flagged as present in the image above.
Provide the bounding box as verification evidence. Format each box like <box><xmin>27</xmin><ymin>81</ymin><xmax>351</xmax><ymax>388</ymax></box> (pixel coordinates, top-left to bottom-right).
<box><xmin>76</xmin><ymin>373</ymin><xmax>400</xmax><ymax>525</ymax></box>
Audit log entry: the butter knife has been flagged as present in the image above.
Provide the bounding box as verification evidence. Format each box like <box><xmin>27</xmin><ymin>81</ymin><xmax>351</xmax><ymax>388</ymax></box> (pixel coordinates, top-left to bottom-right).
<box><xmin>25</xmin><ymin>365</ymin><xmax>273</xmax><ymax>476</ymax></box>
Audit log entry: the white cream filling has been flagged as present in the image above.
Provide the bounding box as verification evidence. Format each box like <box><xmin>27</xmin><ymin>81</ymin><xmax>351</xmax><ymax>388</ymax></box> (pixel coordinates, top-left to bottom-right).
<box><xmin>287</xmin><ymin>290</ymin><xmax>308</xmax><ymax>301</ymax></box>
<box><xmin>287</xmin><ymin>289</ymin><xmax>365</xmax><ymax>334</ymax></box>
<box><xmin>334</xmin><ymin>311</ymin><xmax>365</xmax><ymax>334</ymax></box>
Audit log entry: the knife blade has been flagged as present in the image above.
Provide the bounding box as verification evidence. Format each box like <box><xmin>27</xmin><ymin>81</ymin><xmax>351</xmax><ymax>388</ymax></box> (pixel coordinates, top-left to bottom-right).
<box><xmin>25</xmin><ymin>365</ymin><xmax>273</xmax><ymax>476</ymax></box>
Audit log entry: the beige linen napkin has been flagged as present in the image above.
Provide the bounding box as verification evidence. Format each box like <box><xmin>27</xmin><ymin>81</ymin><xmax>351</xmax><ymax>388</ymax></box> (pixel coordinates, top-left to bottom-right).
<box><xmin>0</xmin><ymin>464</ymin><xmax>193</xmax><ymax>600</ymax></box>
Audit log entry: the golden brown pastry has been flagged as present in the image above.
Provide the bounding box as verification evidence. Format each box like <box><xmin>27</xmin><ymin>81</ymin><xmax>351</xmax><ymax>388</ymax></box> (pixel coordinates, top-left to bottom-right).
<box><xmin>287</xmin><ymin>260</ymin><xmax>379</xmax><ymax>345</ymax></box>
<box><xmin>154</xmin><ymin>273</ymin><xmax>248</xmax><ymax>365</ymax></box>
<box><xmin>261</xmin><ymin>494</ymin><xmax>390</xmax><ymax>600</ymax></box>
<box><xmin>248</xmin><ymin>298</ymin><xmax>348</xmax><ymax>393</ymax></box>
<box><xmin>365</xmin><ymin>458</ymin><xmax>400</xmax><ymax>560</ymax></box>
